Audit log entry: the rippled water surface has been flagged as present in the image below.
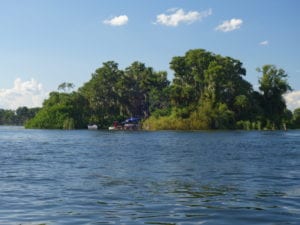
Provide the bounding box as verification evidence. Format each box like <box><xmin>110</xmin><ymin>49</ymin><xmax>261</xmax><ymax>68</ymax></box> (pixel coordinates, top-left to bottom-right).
<box><xmin>0</xmin><ymin>126</ymin><xmax>299</xmax><ymax>224</ymax></box>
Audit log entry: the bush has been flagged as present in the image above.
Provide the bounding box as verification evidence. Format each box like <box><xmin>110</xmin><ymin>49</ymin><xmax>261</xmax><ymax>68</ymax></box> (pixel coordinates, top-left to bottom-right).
<box><xmin>25</xmin><ymin>105</ymin><xmax>71</xmax><ymax>129</ymax></box>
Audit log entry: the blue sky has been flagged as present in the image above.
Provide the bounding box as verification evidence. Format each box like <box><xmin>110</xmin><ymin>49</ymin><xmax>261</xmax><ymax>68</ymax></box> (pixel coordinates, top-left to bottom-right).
<box><xmin>0</xmin><ymin>0</ymin><xmax>300</xmax><ymax>110</ymax></box>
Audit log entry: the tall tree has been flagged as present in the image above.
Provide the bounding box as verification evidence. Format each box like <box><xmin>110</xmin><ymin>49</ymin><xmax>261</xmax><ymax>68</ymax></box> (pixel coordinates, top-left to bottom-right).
<box><xmin>170</xmin><ymin>49</ymin><xmax>214</xmax><ymax>107</ymax></box>
<box><xmin>257</xmin><ymin>65</ymin><xmax>292</xmax><ymax>129</ymax></box>
<box><xmin>203</xmin><ymin>56</ymin><xmax>252</xmax><ymax>122</ymax></box>
<box><xmin>79</xmin><ymin>61</ymin><xmax>124</xmax><ymax>126</ymax></box>
<box><xmin>58</xmin><ymin>82</ymin><xmax>75</xmax><ymax>92</ymax></box>
<box><xmin>168</xmin><ymin>49</ymin><xmax>252</xmax><ymax>128</ymax></box>
<box><xmin>124</xmin><ymin>61</ymin><xmax>169</xmax><ymax>117</ymax></box>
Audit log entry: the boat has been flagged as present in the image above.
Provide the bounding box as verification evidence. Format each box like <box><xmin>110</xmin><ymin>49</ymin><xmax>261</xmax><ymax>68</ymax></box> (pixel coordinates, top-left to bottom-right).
<box><xmin>87</xmin><ymin>124</ymin><xmax>98</xmax><ymax>130</ymax></box>
<box><xmin>108</xmin><ymin>117</ymin><xmax>141</xmax><ymax>130</ymax></box>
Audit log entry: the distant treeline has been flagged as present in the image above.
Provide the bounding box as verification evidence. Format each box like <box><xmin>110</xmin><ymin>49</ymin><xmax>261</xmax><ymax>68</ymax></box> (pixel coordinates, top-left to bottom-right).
<box><xmin>23</xmin><ymin>49</ymin><xmax>300</xmax><ymax>130</ymax></box>
<box><xmin>0</xmin><ymin>107</ymin><xmax>40</xmax><ymax>126</ymax></box>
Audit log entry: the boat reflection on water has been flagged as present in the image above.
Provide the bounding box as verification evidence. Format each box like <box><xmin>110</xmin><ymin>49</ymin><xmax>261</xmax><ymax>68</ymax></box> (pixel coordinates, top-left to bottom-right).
<box><xmin>109</xmin><ymin>117</ymin><xmax>141</xmax><ymax>130</ymax></box>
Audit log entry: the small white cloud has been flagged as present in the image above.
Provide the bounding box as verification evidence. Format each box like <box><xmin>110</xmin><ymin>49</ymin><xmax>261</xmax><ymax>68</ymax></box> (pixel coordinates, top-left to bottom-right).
<box><xmin>260</xmin><ymin>40</ymin><xmax>269</xmax><ymax>46</ymax></box>
<box><xmin>215</xmin><ymin>18</ymin><xmax>243</xmax><ymax>32</ymax></box>
<box><xmin>284</xmin><ymin>90</ymin><xmax>300</xmax><ymax>111</ymax></box>
<box><xmin>155</xmin><ymin>8</ymin><xmax>212</xmax><ymax>27</ymax></box>
<box><xmin>103</xmin><ymin>15</ymin><xmax>128</xmax><ymax>26</ymax></box>
<box><xmin>0</xmin><ymin>78</ymin><xmax>48</xmax><ymax>109</ymax></box>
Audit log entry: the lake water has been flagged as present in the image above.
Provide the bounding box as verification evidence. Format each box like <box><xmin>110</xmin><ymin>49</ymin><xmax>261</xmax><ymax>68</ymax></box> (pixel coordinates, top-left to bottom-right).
<box><xmin>0</xmin><ymin>126</ymin><xmax>299</xmax><ymax>225</ymax></box>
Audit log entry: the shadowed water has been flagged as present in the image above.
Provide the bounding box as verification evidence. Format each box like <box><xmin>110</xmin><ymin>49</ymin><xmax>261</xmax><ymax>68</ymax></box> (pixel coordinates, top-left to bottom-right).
<box><xmin>0</xmin><ymin>126</ymin><xmax>299</xmax><ymax>224</ymax></box>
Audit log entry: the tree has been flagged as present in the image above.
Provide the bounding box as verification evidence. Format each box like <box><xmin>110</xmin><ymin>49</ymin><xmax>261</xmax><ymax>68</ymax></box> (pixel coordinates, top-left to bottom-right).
<box><xmin>293</xmin><ymin>108</ymin><xmax>300</xmax><ymax>128</ymax></box>
<box><xmin>257</xmin><ymin>65</ymin><xmax>292</xmax><ymax>129</ymax></box>
<box><xmin>79</xmin><ymin>61</ymin><xmax>124</xmax><ymax>127</ymax></box>
<box><xmin>0</xmin><ymin>109</ymin><xmax>15</xmax><ymax>125</ymax></box>
<box><xmin>124</xmin><ymin>61</ymin><xmax>170</xmax><ymax>117</ymax></box>
<box><xmin>25</xmin><ymin>49</ymin><xmax>294</xmax><ymax>130</ymax></box>
<box><xmin>78</xmin><ymin>61</ymin><xmax>170</xmax><ymax>128</ymax></box>
<box><xmin>166</xmin><ymin>49</ymin><xmax>252</xmax><ymax>129</ymax></box>
<box><xmin>170</xmin><ymin>49</ymin><xmax>214</xmax><ymax>107</ymax></box>
<box><xmin>0</xmin><ymin>107</ymin><xmax>39</xmax><ymax>125</ymax></box>
<box><xmin>15</xmin><ymin>107</ymin><xmax>40</xmax><ymax>125</ymax></box>
<box><xmin>25</xmin><ymin>91</ymin><xmax>89</xmax><ymax>129</ymax></box>
<box><xmin>58</xmin><ymin>82</ymin><xmax>75</xmax><ymax>92</ymax></box>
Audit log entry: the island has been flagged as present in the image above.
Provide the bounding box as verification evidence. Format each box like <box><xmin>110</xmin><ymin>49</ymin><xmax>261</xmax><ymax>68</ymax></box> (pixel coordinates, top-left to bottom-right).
<box><xmin>2</xmin><ymin>49</ymin><xmax>297</xmax><ymax>130</ymax></box>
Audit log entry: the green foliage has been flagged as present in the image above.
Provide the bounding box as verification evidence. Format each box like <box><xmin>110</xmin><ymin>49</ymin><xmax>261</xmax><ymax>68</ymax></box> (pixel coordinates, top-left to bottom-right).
<box><xmin>80</xmin><ymin>61</ymin><xmax>123</xmax><ymax>122</ymax></box>
<box><xmin>58</xmin><ymin>82</ymin><xmax>75</xmax><ymax>92</ymax></box>
<box><xmin>25</xmin><ymin>91</ymin><xmax>89</xmax><ymax>129</ymax></box>
<box><xmin>257</xmin><ymin>65</ymin><xmax>292</xmax><ymax>129</ymax></box>
<box><xmin>236</xmin><ymin>120</ymin><xmax>262</xmax><ymax>130</ymax></box>
<box><xmin>0</xmin><ymin>109</ymin><xmax>16</xmax><ymax>125</ymax></box>
<box><xmin>63</xmin><ymin>118</ymin><xmax>75</xmax><ymax>130</ymax></box>
<box><xmin>148</xmin><ymin>49</ymin><xmax>252</xmax><ymax>130</ymax></box>
<box><xmin>142</xmin><ymin>114</ymin><xmax>189</xmax><ymax>130</ymax></box>
<box><xmin>144</xmin><ymin>102</ymin><xmax>234</xmax><ymax>130</ymax></box>
<box><xmin>150</xmin><ymin>107</ymin><xmax>172</xmax><ymax>119</ymax></box>
<box><xmin>78</xmin><ymin>61</ymin><xmax>169</xmax><ymax>128</ymax></box>
<box><xmin>25</xmin><ymin>48</ymin><xmax>296</xmax><ymax>130</ymax></box>
<box><xmin>292</xmin><ymin>108</ymin><xmax>300</xmax><ymax>128</ymax></box>
<box><xmin>25</xmin><ymin>104</ymin><xmax>67</xmax><ymax>129</ymax></box>
<box><xmin>0</xmin><ymin>107</ymin><xmax>39</xmax><ymax>125</ymax></box>
<box><xmin>15</xmin><ymin>107</ymin><xmax>36</xmax><ymax>124</ymax></box>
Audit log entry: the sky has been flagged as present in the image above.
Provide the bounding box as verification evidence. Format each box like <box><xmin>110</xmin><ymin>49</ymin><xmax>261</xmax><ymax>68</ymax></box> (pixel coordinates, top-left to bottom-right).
<box><xmin>0</xmin><ymin>0</ymin><xmax>300</xmax><ymax>110</ymax></box>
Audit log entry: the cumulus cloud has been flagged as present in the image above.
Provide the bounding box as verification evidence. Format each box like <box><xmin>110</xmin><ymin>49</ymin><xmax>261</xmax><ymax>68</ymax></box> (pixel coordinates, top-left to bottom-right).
<box><xmin>103</xmin><ymin>15</ymin><xmax>128</xmax><ymax>26</ymax></box>
<box><xmin>155</xmin><ymin>8</ymin><xmax>212</xmax><ymax>27</ymax></box>
<box><xmin>260</xmin><ymin>40</ymin><xmax>269</xmax><ymax>46</ymax></box>
<box><xmin>0</xmin><ymin>78</ymin><xmax>48</xmax><ymax>110</ymax></box>
<box><xmin>284</xmin><ymin>91</ymin><xmax>300</xmax><ymax>111</ymax></box>
<box><xmin>215</xmin><ymin>18</ymin><xmax>243</xmax><ymax>32</ymax></box>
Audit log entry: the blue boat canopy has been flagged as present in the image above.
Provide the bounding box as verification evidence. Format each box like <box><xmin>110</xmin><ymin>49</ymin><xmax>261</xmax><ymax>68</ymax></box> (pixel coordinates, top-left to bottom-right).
<box><xmin>125</xmin><ymin>117</ymin><xmax>140</xmax><ymax>123</ymax></box>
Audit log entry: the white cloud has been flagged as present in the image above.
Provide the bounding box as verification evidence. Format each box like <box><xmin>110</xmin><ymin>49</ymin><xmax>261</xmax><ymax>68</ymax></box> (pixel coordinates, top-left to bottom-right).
<box><xmin>0</xmin><ymin>78</ymin><xmax>48</xmax><ymax>110</ymax></box>
<box><xmin>103</xmin><ymin>15</ymin><xmax>128</xmax><ymax>26</ymax></box>
<box><xmin>284</xmin><ymin>91</ymin><xmax>300</xmax><ymax>111</ymax></box>
<box><xmin>260</xmin><ymin>40</ymin><xmax>269</xmax><ymax>46</ymax></box>
<box><xmin>215</xmin><ymin>18</ymin><xmax>243</xmax><ymax>32</ymax></box>
<box><xmin>155</xmin><ymin>8</ymin><xmax>212</xmax><ymax>27</ymax></box>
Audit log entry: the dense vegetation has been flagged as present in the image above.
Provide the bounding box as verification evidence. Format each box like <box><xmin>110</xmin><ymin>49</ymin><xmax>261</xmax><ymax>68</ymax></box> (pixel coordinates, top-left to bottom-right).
<box><xmin>23</xmin><ymin>49</ymin><xmax>300</xmax><ymax>130</ymax></box>
<box><xmin>0</xmin><ymin>107</ymin><xmax>39</xmax><ymax>126</ymax></box>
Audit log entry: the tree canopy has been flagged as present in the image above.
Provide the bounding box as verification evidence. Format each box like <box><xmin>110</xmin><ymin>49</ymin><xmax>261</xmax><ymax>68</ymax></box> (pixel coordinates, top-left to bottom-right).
<box><xmin>24</xmin><ymin>48</ymin><xmax>297</xmax><ymax>130</ymax></box>
<box><xmin>0</xmin><ymin>107</ymin><xmax>39</xmax><ymax>126</ymax></box>
<box><xmin>257</xmin><ymin>65</ymin><xmax>292</xmax><ymax>129</ymax></box>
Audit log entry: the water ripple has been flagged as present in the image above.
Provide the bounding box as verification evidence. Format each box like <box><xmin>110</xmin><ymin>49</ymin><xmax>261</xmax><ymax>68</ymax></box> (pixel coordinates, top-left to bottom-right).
<box><xmin>0</xmin><ymin>127</ymin><xmax>299</xmax><ymax>224</ymax></box>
